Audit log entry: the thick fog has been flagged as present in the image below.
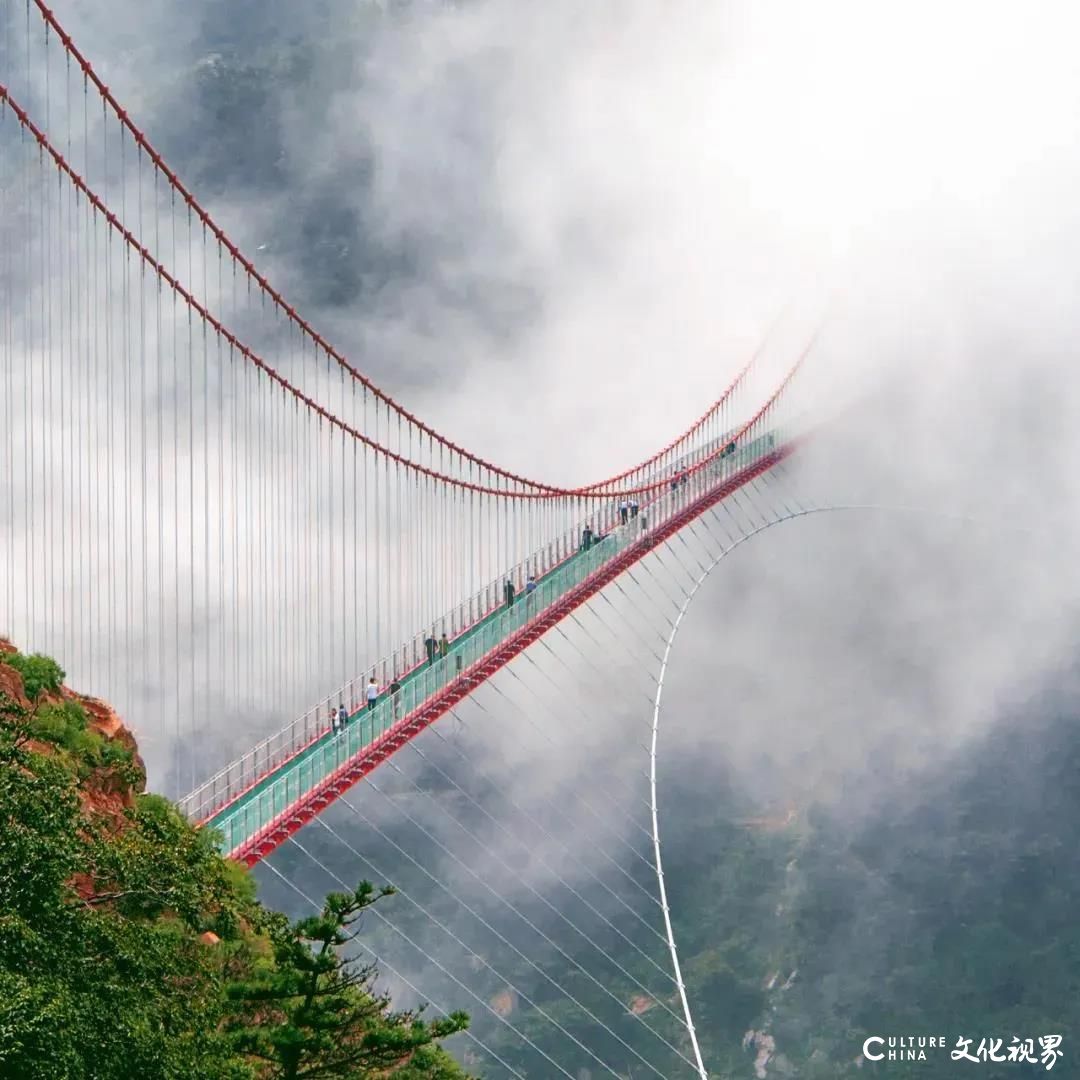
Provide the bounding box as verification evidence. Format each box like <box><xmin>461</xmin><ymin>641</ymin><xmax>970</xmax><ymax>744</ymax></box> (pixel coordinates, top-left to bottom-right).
<box><xmin>4</xmin><ymin>0</ymin><xmax>1080</xmax><ymax>1073</ymax></box>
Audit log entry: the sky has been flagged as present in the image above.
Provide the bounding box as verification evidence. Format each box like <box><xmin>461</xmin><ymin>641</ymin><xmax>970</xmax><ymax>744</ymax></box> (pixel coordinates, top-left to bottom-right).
<box><xmin>4</xmin><ymin>0</ymin><xmax>1080</xmax><ymax>1071</ymax></box>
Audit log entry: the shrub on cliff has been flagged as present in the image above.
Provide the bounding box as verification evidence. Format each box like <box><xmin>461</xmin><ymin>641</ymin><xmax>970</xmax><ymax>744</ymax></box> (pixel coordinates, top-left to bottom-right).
<box><xmin>29</xmin><ymin>699</ymin><xmax>142</xmax><ymax>785</ymax></box>
<box><xmin>2</xmin><ymin>650</ymin><xmax>64</xmax><ymax>699</ymax></box>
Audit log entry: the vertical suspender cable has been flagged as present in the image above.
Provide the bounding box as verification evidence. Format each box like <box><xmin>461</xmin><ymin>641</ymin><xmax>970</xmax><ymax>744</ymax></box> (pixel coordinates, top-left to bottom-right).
<box><xmin>341</xmin><ymin>364</ymin><xmax>347</xmax><ymax>686</ymax></box>
<box><xmin>122</xmin><ymin>113</ymin><xmax>133</xmax><ymax>701</ymax></box>
<box><xmin>186</xmin><ymin>202</ymin><xmax>195</xmax><ymax>788</ymax></box>
<box><xmin>170</xmin><ymin>185</ymin><xmax>181</xmax><ymax>795</ymax></box>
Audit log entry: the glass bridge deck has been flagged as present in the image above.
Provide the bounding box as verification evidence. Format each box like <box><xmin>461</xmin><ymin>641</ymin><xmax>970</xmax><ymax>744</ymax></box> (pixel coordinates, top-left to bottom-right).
<box><xmin>205</xmin><ymin>432</ymin><xmax>778</xmax><ymax>855</ymax></box>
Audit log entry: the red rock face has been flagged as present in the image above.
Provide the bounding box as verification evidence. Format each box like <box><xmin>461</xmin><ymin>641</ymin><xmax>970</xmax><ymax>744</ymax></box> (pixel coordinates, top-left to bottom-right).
<box><xmin>70</xmin><ymin>691</ymin><xmax>147</xmax><ymax>799</ymax></box>
<box><xmin>77</xmin><ymin>766</ymin><xmax>139</xmax><ymax>825</ymax></box>
<box><xmin>0</xmin><ymin>640</ymin><xmax>147</xmax><ymax>820</ymax></box>
<box><xmin>0</xmin><ymin>662</ymin><xmax>29</xmax><ymax>709</ymax></box>
<box><xmin>0</xmin><ymin>642</ymin><xmax>170</xmax><ymax>919</ymax></box>
<box><xmin>73</xmin><ymin>692</ymin><xmax>124</xmax><ymax>738</ymax></box>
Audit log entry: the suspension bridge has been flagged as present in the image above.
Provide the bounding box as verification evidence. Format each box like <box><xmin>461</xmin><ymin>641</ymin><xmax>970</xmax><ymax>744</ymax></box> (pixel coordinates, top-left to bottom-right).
<box><xmin>3</xmin><ymin>4</ymin><xmax>826</xmax><ymax>1076</ymax></box>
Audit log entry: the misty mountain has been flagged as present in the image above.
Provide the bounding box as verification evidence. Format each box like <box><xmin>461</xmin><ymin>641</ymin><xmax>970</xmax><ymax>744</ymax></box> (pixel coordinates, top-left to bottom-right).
<box><xmin>254</xmin><ymin>659</ymin><xmax>1078</xmax><ymax>1077</ymax></box>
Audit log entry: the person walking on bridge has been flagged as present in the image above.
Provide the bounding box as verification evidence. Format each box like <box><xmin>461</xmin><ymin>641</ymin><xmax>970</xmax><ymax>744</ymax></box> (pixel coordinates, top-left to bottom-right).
<box><xmin>424</xmin><ymin>632</ymin><xmax>437</xmax><ymax>666</ymax></box>
<box><xmin>439</xmin><ymin>632</ymin><xmax>450</xmax><ymax>659</ymax></box>
<box><xmin>629</xmin><ymin>498</ymin><xmax>639</xmax><ymax>519</ymax></box>
<box><xmin>390</xmin><ymin>675</ymin><xmax>402</xmax><ymax>719</ymax></box>
<box><xmin>580</xmin><ymin>524</ymin><xmax>593</xmax><ymax>552</ymax></box>
<box><xmin>504</xmin><ymin>578</ymin><xmax>516</xmax><ymax>609</ymax></box>
<box><xmin>619</xmin><ymin>499</ymin><xmax>629</xmax><ymax>525</ymax></box>
<box><xmin>366</xmin><ymin>677</ymin><xmax>379</xmax><ymax>712</ymax></box>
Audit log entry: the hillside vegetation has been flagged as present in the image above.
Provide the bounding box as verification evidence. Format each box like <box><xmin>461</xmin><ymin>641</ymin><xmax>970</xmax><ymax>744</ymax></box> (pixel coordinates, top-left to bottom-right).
<box><xmin>0</xmin><ymin>644</ymin><xmax>470</xmax><ymax>1080</ymax></box>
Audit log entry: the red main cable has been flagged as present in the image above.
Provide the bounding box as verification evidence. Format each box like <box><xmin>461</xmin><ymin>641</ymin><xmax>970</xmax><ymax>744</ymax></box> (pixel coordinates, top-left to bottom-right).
<box><xmin>4</xmin><ymin>75</ymin><xmax>808</xmax><ymax>504</ymax></box>
<box><xmin>30</xmin><ymin>0</ymin><xmax>770</xmax><ymax>496</ymax></box>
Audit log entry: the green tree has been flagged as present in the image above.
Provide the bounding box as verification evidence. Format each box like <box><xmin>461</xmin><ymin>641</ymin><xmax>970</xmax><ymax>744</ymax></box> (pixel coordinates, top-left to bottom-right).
<box><xmin>0</xmin><ymin>706</ymin><xmax>244</xmax><ymax>1079</ymax></box>
<box><xmin>0</xmin><ymin>670</ymin><xmax>471</xmax><ymax>1080</ymax></box>
<box><xmin>226</xmin><ymin>883</ymin><xmax>471</xmax><ymax>1079</ymax></box>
